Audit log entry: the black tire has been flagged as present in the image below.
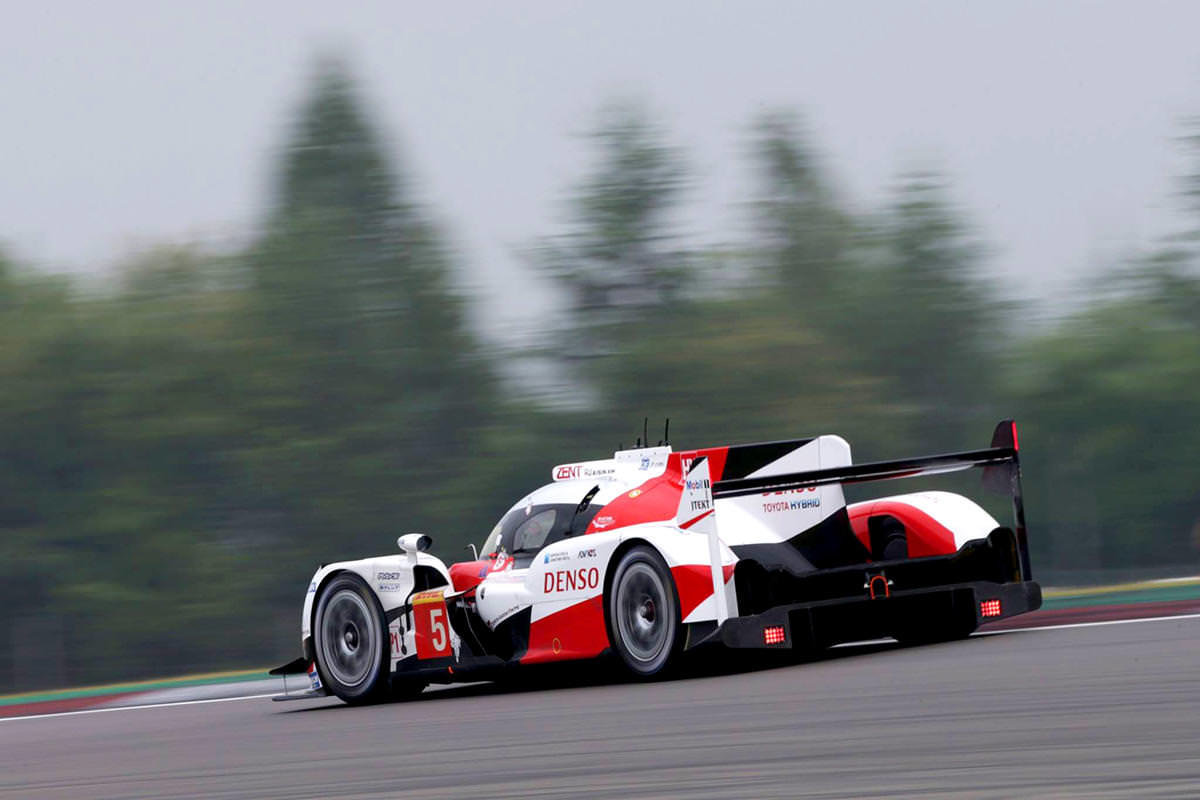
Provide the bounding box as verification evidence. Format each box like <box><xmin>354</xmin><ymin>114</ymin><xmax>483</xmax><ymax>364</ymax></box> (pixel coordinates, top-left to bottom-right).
<box><xmin>606</xmin><ymin>546</ymin><xmax>684</xmax><ymax>677</ymax></box>
<box><xmin>313</xmin><ymin>573</ymin><xmax>390</xmax><ymax>704</ymax></box>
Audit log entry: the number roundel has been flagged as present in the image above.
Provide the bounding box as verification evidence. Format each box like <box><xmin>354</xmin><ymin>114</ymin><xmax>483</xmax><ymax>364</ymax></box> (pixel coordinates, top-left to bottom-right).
<box><xmin>413</xmin><ymin>590</ymin><xmax>453</xmax><ymax>660</ymax></box>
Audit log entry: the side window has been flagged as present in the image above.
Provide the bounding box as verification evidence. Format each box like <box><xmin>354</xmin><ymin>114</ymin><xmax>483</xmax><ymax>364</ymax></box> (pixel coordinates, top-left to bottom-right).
<box><xmin>513</xmin><ymin>509</ymin><xmax>558</xmax><ymax>552</ymax></box>
<box><xmin>543</xmin><ymin>505</ymin><xmax>600</xmax><ymax>548</ymax></box>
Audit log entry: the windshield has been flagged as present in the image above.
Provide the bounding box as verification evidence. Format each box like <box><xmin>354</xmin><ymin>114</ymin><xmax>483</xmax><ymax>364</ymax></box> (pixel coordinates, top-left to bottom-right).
<box><xmin>481</xmin><ymin>502</ymin><xmax>599</xmax><ymax>557</ymax></box>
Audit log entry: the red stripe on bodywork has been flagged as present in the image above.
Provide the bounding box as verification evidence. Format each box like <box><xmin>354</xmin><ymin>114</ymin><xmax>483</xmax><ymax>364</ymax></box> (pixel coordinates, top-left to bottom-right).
<box><xmin>670</xmin><ymin>564</ymin><xmax>737</xmax><ymax>620</ymax></box>
<box><xmin>522</xmin><ymin>595</ymin><xmax>609</xmax><ymax>665</ymax></box>
<box><xmin>586</xmin><ymin>454</ymin><xmax>686</xmax><ymax>534</ymax></box>
<box><xmin>448</xmin><ymin>560</ymin><xmax>490</xmax><ymax>593</ymax></box>
<box><xmin>847</xmin><ymin>500</ymin><xmax>957</xmax><ymax>557</ymax></box>
<box><xmin>671</xmin><ymin>564</ymin><xmax>714</xmax><ymax>620</ymax></box>
<box><xmin>678</xmin><ymin>446</ymin><xmax>729</xmax><ymax>482</ymax></box>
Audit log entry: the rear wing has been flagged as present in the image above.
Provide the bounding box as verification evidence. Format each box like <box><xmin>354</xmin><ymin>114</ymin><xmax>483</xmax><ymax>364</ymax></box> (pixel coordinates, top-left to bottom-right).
<box><xmin>712</xmin><ymin>420</ymin><xmax>1031</xmax><ymax>578</ymax></box>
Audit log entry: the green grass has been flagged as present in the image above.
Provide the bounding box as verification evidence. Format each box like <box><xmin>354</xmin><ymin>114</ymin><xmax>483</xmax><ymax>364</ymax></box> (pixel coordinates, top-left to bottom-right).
<box><xmin>0</xmin><ymin>668</ymin><xmax>271</xmax><ymax>707</ymax></box>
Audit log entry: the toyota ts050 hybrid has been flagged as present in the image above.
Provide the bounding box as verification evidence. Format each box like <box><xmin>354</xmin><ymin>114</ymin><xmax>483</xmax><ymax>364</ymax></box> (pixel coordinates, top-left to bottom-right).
<box><xmin>272</xmin><ymin>420</ymin><xmax>1041</xmax><ymax>704</ymax></box>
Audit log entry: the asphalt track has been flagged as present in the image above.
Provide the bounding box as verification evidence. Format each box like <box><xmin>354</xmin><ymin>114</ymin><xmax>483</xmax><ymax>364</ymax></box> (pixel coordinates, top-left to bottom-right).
<box><xmin>3</xmin><ymin>616</ymin><xmax>1200</xmax><ymax>799</ymax></box>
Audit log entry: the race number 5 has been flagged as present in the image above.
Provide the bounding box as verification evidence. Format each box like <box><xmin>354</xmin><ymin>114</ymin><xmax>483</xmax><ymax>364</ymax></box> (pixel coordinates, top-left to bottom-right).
<box><xmin>412</xmin><ymin>590</ymin><xmax>453</xmax><ymax>660</ymax></box>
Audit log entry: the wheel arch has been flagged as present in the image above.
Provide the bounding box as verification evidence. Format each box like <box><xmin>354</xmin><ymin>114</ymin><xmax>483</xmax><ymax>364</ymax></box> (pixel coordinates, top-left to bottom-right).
<box><xmin>307</xmin><ymin>568</ymin><xmax>351</xmax><ymax>657</ymax></box>
<box><xmin>602</xmin><ymin>536</ymin><xmax>688</xmax><ymax>676</ymax></box>
<box><xmin>601</xmin><ymin>537</ymin><xmax>682</xmax><ymax>635</ymax></box>
<box><xmin>309</xmin><ymin>570</ymin><xmax>394</xmax><ymax>703</ymax></box>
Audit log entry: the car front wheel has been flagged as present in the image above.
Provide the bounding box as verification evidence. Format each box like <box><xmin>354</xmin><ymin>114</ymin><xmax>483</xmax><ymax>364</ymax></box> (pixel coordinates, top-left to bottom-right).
<box><xmin>313</xmin><ymin>574</ymin><xmax>390</xmax><ymax>704</ymax></box>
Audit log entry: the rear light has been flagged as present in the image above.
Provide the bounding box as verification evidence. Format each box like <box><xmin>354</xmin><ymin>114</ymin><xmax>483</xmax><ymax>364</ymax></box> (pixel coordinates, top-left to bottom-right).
<box><xmin>1011</xmin><ymin>422</ymin><xmax>1019</xmax><ymax>452</ymax></box>
<box><xmin>763</xmin><ymin>626</ymin><xmax>786</xmax><ymax>645</ymax></box>
<box><xmin>980</xmin><ymin>599</ymin><xmax>1002</xmax><ymax>618</ymax></box>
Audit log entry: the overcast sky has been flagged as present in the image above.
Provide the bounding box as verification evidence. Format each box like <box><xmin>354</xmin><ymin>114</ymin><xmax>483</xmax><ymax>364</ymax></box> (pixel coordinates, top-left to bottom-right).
<box><xmin>4</xmin><ymin>2</ymin><xmax>1199</xmax><ymax>336</ymax></box>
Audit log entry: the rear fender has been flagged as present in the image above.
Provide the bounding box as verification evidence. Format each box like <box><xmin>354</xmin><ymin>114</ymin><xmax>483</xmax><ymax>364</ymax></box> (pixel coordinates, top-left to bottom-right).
<box><xmin>612</xmin><ymin>524</ymin><xmax>739</xmax><ymax>624</ymax></box>
<box><xmin>846</xmin><ymin>491</ymin><xmax>1001</xmax><ymax>559</ymax></box>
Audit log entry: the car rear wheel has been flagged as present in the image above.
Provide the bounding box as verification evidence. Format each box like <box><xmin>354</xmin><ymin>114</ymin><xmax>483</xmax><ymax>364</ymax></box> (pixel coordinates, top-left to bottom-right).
<box><xmin>607</xmin><ymin>546</ymin><xmax>683</xmax><ymax>677</ymax></box>
<box><xmin>313</xmin><ymin>574</ymin><xmax>390</xmax><ymax>704</ymax></box>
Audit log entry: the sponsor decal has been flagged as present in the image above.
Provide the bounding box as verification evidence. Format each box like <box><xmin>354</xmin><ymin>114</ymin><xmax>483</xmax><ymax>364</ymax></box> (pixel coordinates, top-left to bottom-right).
<box><xmin>639</xmin><ymin>456</ymin><xmax>651</xmax><ymax>470</ymax></box>
<box><xmin>544</xmin><ymin>567</ymin><xmax>601</xmax><ymax>593</ymax></box>
<box><xmin>389</xmin><ymin>629</ymin><xmax>403</xmax><ymax>654</ymax></box>
<box><xmin>689</xmin><ymin>499</ymin><xmax>711</xmax><ymax>512</ymax></box>
<box><xmin>762</xmin><ymin>497</ymin><xmax>822</xmax><ymax>513</ymax></box>
<box><xmin>592</xmin><ymin>515</ymin><xmax>615</xmax><ymax>529</ymax></box>
<box><xmin>628</xmin><ymin>489</ymin><xmax>643</xmax><ymax>498</ymax></box>
<box><xmin>680</xmin><ymin>457</ymin><xmax>695</xmax><ymax>476</ymax></box>
<box><xmin>490</xmin><ymin>605</ymin><xmax>522</xmax><ymax>628</ymax></box>
<box><xmin>376</xmin><ymin>571</ymin><xmax>408</xmax><ymax>592</ymax></box>
<box><xmin>308</xmin><ymin>662</ymin><xmax>322</xmax><ymax>691</ymax></box>
<box><xmin>685</xmin><ymin>478</ymin><xmax>710</xmax><ymax>491</ymax></box>
<box><xmin>490</xmin><ymin>552</ymin><xmax>513</xmax><ymax>572</ymax></box>
<box><xmin>544</xmin><ymin>551</ymin><xmax>570</xmax><ymax>564</ymax></box>
<box><xmin>556</xmin><ymin>464</ymin><xmax>616</xmax><ymax>480</ymax></box>
<box><xmin>577</xmin><ymin>547</ymin><xmax>597</xmax><ymax>559</ymax></box>
<box><xmin>307</xmin><ymin>581</ymin><xmax>317</xmax><ymax>594</ymax></box>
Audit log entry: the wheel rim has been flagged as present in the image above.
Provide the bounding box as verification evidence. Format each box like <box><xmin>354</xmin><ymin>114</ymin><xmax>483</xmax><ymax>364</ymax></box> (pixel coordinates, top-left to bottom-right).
<box><xmin>615</xmin><ymin>562</ymin><xmax>671</xmax><ymax>665</ymax></box>
<box><xmin>318</xmin><ymin>588</ymin><xmax>379</xmax><ymax>689</ymax></box>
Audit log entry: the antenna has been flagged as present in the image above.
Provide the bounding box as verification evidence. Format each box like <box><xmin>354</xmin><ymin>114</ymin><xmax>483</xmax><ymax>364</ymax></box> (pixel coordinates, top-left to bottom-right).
<box><xmin>643</xmin><ymin>417</ymin><xmax>649</xmax><ymax>450</ymax></box>
<box><xmin>662</xmin><ymin>417</ymin><xmax>670</xmax><ymax>447</ymax></box>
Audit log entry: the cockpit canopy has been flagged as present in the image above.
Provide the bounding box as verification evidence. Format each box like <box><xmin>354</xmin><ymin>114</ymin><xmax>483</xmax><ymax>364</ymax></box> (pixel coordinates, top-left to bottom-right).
<box><xmin>480</xmin><ymin>502</ymin><xmax>600</xmax><ymax>558</ymax></box>
<box><xmin>481</xmin><ymin>480</ymin><xmax>628</xmax><ymax>558</ymax></box>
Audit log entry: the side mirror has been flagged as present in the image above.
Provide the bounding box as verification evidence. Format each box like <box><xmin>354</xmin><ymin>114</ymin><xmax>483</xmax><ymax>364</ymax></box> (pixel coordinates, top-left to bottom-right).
<box><xmin>397</xmin><ymin>533</ymin><xmax>433</xmax><ymax>555</ymax></box>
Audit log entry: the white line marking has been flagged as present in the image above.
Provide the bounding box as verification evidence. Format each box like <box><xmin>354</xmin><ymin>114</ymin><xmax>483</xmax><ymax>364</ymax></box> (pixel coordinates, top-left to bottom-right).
<box><xmin>0</xmin><ymin>692</ymin><xmax>280</xmax><ymax>723</ymax></box>
<box><xmin>832</xmin><ymin>638</ymin><xmax>895</xmax><ymax>648</ymax></box>
<box><xmin>976</xmin><ymin>611</ymin><xmax>1200</xmax><ymax>635</ymax></box>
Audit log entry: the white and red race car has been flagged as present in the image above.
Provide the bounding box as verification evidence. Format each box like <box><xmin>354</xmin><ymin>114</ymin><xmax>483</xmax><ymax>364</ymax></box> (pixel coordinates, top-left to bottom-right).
<box><xmin>273</xmin><ymin>420</ymin><xmax>1041</xmax><ymax>704</ymax></box>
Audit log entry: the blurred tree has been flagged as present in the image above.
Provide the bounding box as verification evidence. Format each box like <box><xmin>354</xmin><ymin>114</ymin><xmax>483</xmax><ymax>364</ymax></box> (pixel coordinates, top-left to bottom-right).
<box><xmin>1012</xmin><ymin>262</ymin><xmax>1200</xmax><ymax>571</ymax></box>
<box><xmin>0</xmin><ymin>59</ymin><xmax>508</xmax><ymax>691</ymax></box>
<box><xmin>1184</xmin><ymin>117</ymin><xmax>1200</xmax><ymax>232</ymax></box>
<box><xmin>9</xmin><ymin>78</ymin><xmax>1200</xmax><ymax>694</ymax></box>
<box><xmin>0</xmin><ymin>246</ymin><xmax>258</xmax><ymax>687</ymax></box>
<box><xmin>849</xmin><ymin>173</ymin><xmax>1005</xmax><ymax>453</ymax></box>
<box><xmin>240</xmin><ymin>56</ymin><xmax>497</xmax><ymax>585</ymax></box>
<box><xmin>536</xmin><ymin>101</ymin><xmax>691</xmax><ymax>361</ymax></box>
<box><xmin>751</xmin><ymin>112</ymin><xmax>855</xmax><ymax>306</ymax></box>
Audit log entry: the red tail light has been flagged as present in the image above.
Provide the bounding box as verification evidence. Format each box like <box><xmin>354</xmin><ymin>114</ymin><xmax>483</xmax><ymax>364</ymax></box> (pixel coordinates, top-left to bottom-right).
<box><xmin>1011</xmin><ymin>422</ymin><xmax>1019</xmax><ymax>452</ymax></box>
<box><xmin>763</xmin><ymin>626</ymin><xmax>786</xmax><ymax>645</ymax></box>
<box><xmin>980</xmin><ymin>599</ymin><xmax>1002</xmax><ymax>618</ymax></box>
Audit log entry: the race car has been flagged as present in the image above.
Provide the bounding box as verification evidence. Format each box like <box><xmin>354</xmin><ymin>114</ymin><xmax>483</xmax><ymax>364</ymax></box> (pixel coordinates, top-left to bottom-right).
<box><xmin>272</xmin><ymin>420</ymin><xmax>1041</xmax><ymax>704</ymax></box>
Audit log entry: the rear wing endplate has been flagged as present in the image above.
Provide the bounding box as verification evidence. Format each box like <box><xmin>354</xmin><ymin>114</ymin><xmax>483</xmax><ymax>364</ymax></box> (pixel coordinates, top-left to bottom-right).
<box><xmin>712</xmin><ymin>420</ymin><xmax>1031</xmax><ymax>579</ymax></box>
